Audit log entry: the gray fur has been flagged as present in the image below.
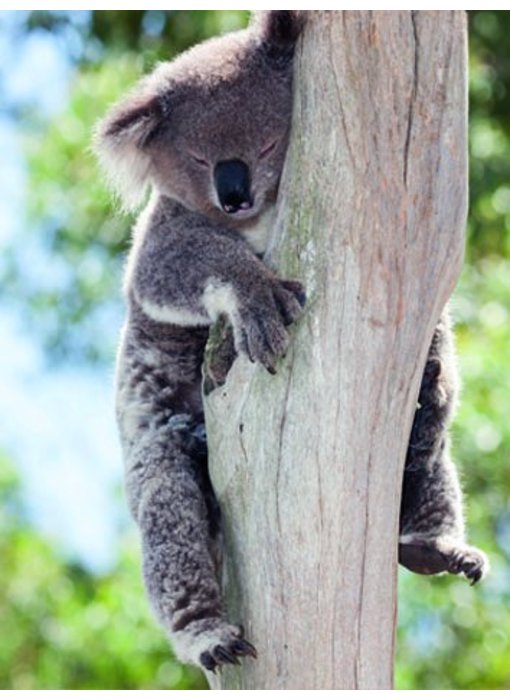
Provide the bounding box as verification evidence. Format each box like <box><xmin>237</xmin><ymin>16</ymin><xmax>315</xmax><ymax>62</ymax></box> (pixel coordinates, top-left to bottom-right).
<box><xmin>399</xmin><ymin>313</ymin><xmax>489</xmax><ymax>584</ymax></box>
<box><xmin>94</xmin><ymin>10</ymin><xmax>487</xmax><ymax>674</ymax></box>
<box><xmin>95</xmin><ymin>11</ymin><xmax>304</xmax><ymax>672</ymax></box>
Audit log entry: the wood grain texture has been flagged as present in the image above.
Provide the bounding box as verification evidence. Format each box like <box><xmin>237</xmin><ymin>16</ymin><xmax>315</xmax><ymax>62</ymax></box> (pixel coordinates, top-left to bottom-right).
<box><xmin>204</xmin><ymin>11</ymin><xmax>467</xmax><ymax>689</ymax></box>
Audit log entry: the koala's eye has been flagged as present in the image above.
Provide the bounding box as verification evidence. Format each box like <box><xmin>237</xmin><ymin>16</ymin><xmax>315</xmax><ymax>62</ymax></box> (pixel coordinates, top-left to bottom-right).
<box><xmin>258</xmin><ymin>139</ymin><xmax>278</xmax><ymax>159</ymax></box>
<box><xmin>189</xmin><ymin>152</ymin><xmax>209</xmax><ymax>168</ymax></box>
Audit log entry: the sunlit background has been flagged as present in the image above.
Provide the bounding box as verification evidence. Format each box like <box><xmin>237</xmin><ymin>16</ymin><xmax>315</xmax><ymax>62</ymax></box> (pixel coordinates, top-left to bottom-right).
<box><xmin>0</xmin><ymin>10</ymin><xmax>509</xmax><ymax>690</ymax></box>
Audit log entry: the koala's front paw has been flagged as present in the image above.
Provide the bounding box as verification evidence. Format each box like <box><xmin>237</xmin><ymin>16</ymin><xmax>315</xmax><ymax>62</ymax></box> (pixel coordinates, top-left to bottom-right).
<box><xmin>399</xmin><ymin>535</ymin><xmax>489</xmax><ymax>585</ymax></box>
<box><xmin>236</xmin><ymin>277</ymin><xmax>306</xmax><ymax>374</ymax></box>
<box><xmin>173</xmin><ymin>619</ymin><xmax>257</xmax><ymax>673</ymax></box>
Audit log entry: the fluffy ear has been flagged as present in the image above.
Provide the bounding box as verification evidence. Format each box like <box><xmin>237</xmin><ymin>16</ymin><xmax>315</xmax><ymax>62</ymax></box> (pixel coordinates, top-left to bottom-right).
<box><xmin>93</xmin><ymin>87</ymin><xmax>163</xmax><ymax>211</ymax></box>
<box><xmin>254</xmin><ymin>10</ymin><xmax>305</xmax><ymax>48</ymax></box>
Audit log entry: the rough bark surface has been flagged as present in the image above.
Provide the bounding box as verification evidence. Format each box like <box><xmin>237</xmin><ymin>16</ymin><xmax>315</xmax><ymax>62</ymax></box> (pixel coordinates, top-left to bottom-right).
<box><xmin>204</xmin><ymin>11</ymin><xmax>467</xmax><ymax>690</ymax></box>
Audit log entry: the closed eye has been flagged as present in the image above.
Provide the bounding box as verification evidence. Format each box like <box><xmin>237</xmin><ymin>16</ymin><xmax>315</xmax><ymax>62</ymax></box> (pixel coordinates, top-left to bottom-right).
<box><xmin>259</xmin><ymin>139</ymin><xmax>278</xmax><ymax>159</ymax></box>
<box><xmin>189</xmin><ymin>152</ymin><xmax>209</xmax><ymax>168</ymax></box>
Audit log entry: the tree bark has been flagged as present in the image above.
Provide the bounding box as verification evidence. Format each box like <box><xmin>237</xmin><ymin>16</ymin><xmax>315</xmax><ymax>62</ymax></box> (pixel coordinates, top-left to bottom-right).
<box><xmin>204</xmin><ymin>10</ymin><xmax>467</xmax><ymax>690</ymax></box>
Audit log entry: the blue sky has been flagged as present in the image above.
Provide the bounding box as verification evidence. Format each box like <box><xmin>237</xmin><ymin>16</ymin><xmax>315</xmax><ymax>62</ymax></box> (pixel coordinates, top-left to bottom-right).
<box><xmin>0</xmin><ymin>307</ymin><xmax>123</xmax><ymax>571</ymax></box>
<box><xmin>0</xmin><ymin>11</ymin><xmax>124</xmax><ymax>573</ymax></box>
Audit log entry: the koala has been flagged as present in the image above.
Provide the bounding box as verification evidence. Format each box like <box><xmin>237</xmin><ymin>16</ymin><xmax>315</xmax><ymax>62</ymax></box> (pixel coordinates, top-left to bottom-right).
<box><xmin>94</xmin><ymin>10</ymin><xmax>488</xmax><ymax>675</ymax></box>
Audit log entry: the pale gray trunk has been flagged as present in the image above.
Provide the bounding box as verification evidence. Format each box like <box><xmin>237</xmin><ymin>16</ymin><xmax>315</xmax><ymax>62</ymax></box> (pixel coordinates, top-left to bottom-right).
<box><xmin>204</xmin><ymin>10</ymin><xmax>467</xmax><ymax>690</ymax></box>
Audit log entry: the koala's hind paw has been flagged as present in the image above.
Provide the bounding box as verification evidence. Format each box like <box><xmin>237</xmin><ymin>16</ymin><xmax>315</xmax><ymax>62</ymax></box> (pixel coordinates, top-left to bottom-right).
<box><xmin>200</xmin><ymin>636</ymin><xmax>258</xmax><ymax>673</ymax></box>
<box><xmin>399</xmin><ymin>535</ymin><xmax>489</xmax><ymax>585</ymax></box>
<box><xmin>445</xmin><ymin>543</ymin><xmax>489</xmax><ymax>585</ymax></box>
<box><xmin>173</xmin><ymin>619</ymin><xmax>257</xmax><ymax>673</ymax></box>
<box><xmin>203</xmin><ymin>317</ymin><xmax>237</xmax><ymax>395</ymax></box>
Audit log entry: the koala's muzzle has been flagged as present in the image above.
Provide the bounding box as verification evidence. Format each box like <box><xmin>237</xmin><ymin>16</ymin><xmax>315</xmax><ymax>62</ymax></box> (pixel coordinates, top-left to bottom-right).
<box><xmin>214</xmin><ymin>159</ymin><xmax>253</xmax><ymax>214</ymax></box>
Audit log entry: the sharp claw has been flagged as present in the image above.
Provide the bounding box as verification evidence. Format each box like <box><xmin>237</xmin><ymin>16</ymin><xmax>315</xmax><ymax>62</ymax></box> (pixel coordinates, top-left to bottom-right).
<box><xmin>240</xmin><ymin>329</ymin><xmax>255</xmax><ymax>363</ymax></box>
<box><xmin>469</xmin><ymin>569</ymin><xmax>482</xmax><ymax>585</ymax></box>
<box><xmin>200</xmin><ymin>651</ymin><xmax>217</xmax><ymax>672</ymax></box>
<box><xmin>203</xmin><ymin>376</ymin><xmax>216</xmax><ymax>396</ymax></box>
<box><xmin>213</xmin><ymin>645</ymin><xmax>239</xmax><ymax>666</ymax></box>
<box><xmin>232</xmin><ymin>639</ymin><xmax>258</xmax><ymax>659</ymax></box>
<box><xmin>281</xmin><ymin>280</ymin><xmax>306</xmax><ymax>307</ymax></box>
<box><xmin>296</xmin><ymin>290</ymin><xmax>307</xmax><ymax>307</ymax></box>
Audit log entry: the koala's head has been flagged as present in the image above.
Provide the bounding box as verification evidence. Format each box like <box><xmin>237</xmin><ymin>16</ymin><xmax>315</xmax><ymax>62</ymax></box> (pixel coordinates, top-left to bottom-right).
<box><xmin>94</xmin><ymin>11</ymin><xmax>304</xmax><ymax>227</ymax></box>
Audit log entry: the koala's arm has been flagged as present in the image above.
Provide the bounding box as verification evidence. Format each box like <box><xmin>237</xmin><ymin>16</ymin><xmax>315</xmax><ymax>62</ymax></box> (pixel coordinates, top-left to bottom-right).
<box><xmin>132</xmin><ymin>211</ymin><xmax>305</xmax><ymax>372</ymax></box>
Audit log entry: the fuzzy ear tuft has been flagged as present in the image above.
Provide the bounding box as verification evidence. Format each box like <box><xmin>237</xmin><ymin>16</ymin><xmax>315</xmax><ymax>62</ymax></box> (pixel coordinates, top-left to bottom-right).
<box><xmin>255</xmin><ymin>10</ymin><xmax>305</xmax><ymax>48</ymax></box>
<box><xmin>93</xmin><ymin>88</ymin><xmax>163</xmax><ymax>211</ymax></box>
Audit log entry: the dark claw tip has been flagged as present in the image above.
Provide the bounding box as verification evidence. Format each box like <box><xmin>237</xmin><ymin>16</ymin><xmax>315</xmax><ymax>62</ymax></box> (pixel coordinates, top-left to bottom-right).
<box><xmin>296</xmin><ymin>290</ymin><xmax>307</xmax><ymax>307</ymax></box>
<box><xmin>470</xmin><ymin>570</ymin><xmax>482</xmax><ymax>586</ymax></box>
<box><xmin>232</xmin><ymin>639</ymin><xmax>258</xmax><ymax>659</ymax></box>
<box><xmin>199</xmin><ymin>651</ymin><xmax>217</xmax><ymax>672</ymax></box>
<box><xmin>213</xmin><ymin>645</ymin><xmax>238</xmax><ymax>666</ymax></box>
<box><xmin>203</xmin><ymin>377</ymin><xmax>215</xmax><ymax>396</ymax></box>
<box><xmin>284</xmin><ymin>281</ymin><xmax>306</xmax><ymax>307</ymax></box>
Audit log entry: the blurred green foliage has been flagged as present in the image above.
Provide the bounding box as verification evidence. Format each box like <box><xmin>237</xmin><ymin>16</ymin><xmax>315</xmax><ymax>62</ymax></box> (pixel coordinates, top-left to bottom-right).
<box><xmin>0</xmin><ymin>10</ymin><xmax>509</xmax><ymax>690</ymax></box>
<box><xmin>0</xmin><ymin>456</ymin><xmax>206</xmax><ymax>689</ymax></box>
<box><xmin>469</xmin><ymin>12</ymin><xmax>510</xmax><ymax>260</ymax></box>
<box><xmin>397</xmin><ymin>256</ymin><xmax>510</xmax><ymax>689</ymax></box>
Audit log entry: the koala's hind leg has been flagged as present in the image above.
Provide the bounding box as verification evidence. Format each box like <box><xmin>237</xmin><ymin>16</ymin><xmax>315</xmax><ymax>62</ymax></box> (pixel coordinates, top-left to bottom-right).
<box><xmin>118</xmin><ymin>324</ymin><xmax>256</xmax><ymax>672</ymax></box>
<box><xmin>399</xmin><ymin>448</ymin><xmax>488</xmax><ymax>584</ymax></box>
<box><xmin>138</xmin><ymin>451</ymin><xmax>256</xmax><ymax>671</ymax></box>
<box><xmin>399</xmin><ymin>313</ymin><xmax>489</xmax><ymax>584</ymax></box>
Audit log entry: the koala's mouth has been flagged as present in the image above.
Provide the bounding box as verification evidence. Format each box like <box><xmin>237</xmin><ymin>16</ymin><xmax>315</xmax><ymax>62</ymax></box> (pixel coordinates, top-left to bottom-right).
<box><xmin>212</xmin><ymin>191</ymin><xmax>264</xmax><ymax>222</ymax></box>
<box><xmin>223</xmin><ymin>199</ymin><xmax>253</xmax><ymax>215</ymax></box>
<box><xmin>222</xmin><ymin>203</ymin><xmax>260</xmax><ymax>221</ymax></box>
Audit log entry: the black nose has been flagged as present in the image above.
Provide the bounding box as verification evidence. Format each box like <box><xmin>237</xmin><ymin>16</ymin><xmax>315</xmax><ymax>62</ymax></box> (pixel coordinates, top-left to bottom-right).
<box><xmin>214</xmin><ymin>159</ymin><xmax>253</xmax><ymax>214</ymax></box>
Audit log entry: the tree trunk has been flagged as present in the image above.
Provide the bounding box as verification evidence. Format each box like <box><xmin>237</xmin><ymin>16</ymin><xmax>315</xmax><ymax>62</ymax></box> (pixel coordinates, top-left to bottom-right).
<box><xmin>204</xmin><ymin>10</ymin><xmax>467</xmax><ymax>690</ymax></box>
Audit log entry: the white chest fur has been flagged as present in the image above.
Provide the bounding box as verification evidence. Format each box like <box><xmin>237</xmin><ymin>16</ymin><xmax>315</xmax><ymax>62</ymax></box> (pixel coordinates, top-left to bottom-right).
<box><xmin>240</xmin><ymin>205</ymin><xmax>276</xmax><ymax>255</ymax></box>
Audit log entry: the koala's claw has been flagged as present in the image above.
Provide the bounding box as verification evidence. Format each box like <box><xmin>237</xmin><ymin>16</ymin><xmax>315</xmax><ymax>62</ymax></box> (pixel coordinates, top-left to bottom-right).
<box><xmin>232</xmin><ymin>638</ymin><xmax>257</xmax><ymax>657</ymax></box>
<box><xmin>233</xmin><ymin>277</ymin><xmax>304</xmax><ymax>373</ymax></box>
<box><xmin>280</xmin><ymin>279</ymin><xmax>307</xmax><ymax>307</ymax></box>
<box><xmin>445</xmin><ymin>544</ymin><xmax>489</xmax><ymax>585</ymax></box>
<box><xmin>175</xmin><ymin>619</ymin><xmax>257</xmax><ymax>673</ymax></box>
<box><xmin>272</xmin><ymin>278</ymin><xmax>306</xmax><ymax>327</ymax></box>
<box><xmin>237</xmin><ymin>309</ymin><xmax>289</xmax><ymax>373</ymax></box>
<box><xmin>198</xmin><ymin>637</ymin><xmax>257</xmax><ymax>673</ymax></box>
